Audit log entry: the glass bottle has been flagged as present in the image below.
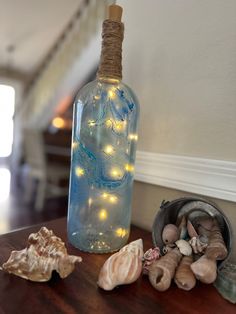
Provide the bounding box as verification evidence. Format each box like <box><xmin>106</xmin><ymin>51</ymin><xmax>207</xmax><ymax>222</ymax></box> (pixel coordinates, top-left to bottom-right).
<box><xmin>67</xmin><ymin>5</ymin><xmax>140</xmax><ymax>253</ymax></box>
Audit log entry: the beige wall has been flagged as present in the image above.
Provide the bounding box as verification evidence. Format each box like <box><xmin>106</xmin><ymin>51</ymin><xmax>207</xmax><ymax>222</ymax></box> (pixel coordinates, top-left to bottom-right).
<box><xmin>116</xmin><ymin>0</ymin><xmax>236</xmax><ymax>260</ymax></box>
<box><xmin>118</xmin><ymin>0</ymin><xmax>236</xmax><ymax>161</ymax></box>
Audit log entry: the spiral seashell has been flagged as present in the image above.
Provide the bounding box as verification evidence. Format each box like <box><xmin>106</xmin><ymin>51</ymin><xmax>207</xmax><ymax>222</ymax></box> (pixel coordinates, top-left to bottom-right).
<box><xmin>97</xmin><ymin>239</ymin><xmax>143</xmax><ymax>290</ymax></box>
<box><xmin>162</xmin><ymin>224</ymin><xmax>179</xmax><ymax>245</ymax></box>
<box><xmin>175</xmin><ymin>239</ymin><xmax>192</xmax><ymax>256</ymax></box>
<box><xmin>189</xmin><ymin>236</ymin><xmax>208</xmax><ymax>254</ymax></box>
<box><xmin>174</xmin><ymin>255</ymin><xmax>196</xmax><ymax>291</ymax></box>
<box><xmin>142</xmin><ymin>247</ymin><xmax>160</xmax><ymax>275</ymax></box>
<box><xmin>148</xmin><ymin>248</ymin><xmax>182</xmax><ymax>291</ymax></box>
<box><xmin>190</xmin><ymin>255</ymin><xmax>217</xmax><ymax>284</ymax></box>
<box><xmin>1</xmin><ymin>227</ymin><xmax>82</xmax><ymax>282</ymax></box>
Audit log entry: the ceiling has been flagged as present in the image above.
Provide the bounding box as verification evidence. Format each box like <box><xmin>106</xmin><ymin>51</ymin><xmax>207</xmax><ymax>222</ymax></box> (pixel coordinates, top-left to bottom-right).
<box><xmin>0</xmin><ymin>0</ymin><xmax>82</xmax><ymax>79</ymax></box>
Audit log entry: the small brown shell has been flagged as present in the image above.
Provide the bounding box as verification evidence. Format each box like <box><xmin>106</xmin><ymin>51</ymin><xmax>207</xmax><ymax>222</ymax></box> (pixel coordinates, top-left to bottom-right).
<box><xmin>149</xmin><ymin>248</ymin><xmax>182</xmax><ymax>291</ymax></box>
<box><xmin>162</xmin><ymin>224</ymin><xmax>179</xmax><ymax>245</ymax></box>
<box><xmin>174</xmin><ymin>255</ymin><xmax>196</xmax><ymax>291</ymax></box>
<box><xmin>1</xmin><ymin>227</ymin><xmax>82</xmax><ymax>282</ymax></box>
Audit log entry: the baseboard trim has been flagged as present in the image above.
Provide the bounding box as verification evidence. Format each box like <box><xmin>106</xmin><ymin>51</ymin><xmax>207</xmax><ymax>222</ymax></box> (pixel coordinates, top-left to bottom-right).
<box><xmin>135</xmin><ymin>151</ymin><xmax>236</xmax><ymax>202</ymax></box>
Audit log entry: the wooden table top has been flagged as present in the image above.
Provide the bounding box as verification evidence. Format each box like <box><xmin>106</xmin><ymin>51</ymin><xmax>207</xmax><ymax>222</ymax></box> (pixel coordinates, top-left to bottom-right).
<box><xmin>0</xmin><ymin>217</ymin><xmax>234</xmax><ymax>314</ymax></box>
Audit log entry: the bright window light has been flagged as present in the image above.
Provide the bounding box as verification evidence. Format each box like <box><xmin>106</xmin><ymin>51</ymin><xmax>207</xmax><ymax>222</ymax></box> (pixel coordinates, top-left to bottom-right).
<box><xmin>0</xmin><ymin>168</ymin><xmax>11</xmax><ymax>202</ymax></box>
<box><xmin>0</xmin><ymin>84</ymin><xmax>15</xmax><ymax>157</ymax></box>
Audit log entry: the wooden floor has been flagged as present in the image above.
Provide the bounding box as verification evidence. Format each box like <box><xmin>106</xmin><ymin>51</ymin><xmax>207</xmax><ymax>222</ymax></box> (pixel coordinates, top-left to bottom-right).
<box><xmin>0</xmin><ymin>165</ymin><xmax>68</xmax><ymax>235</ymax></box>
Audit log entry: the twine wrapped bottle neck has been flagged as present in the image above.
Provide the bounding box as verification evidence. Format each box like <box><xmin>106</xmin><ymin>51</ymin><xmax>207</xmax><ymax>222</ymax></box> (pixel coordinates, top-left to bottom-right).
<box><xmin>97</xmin><ymin>19</ymin><xmax>124</xmax><ymax>81</ymax></box>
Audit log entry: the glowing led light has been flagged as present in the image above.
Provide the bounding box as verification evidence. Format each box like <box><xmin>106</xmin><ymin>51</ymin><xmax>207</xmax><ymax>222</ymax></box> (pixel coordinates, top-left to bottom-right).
<box><xmin>52</xmin><ymin>117</ymin><xmax>65</xmax><ymax>129</ymax></box>
<box><xmin>88</xmin><ymin>198</ymin><xmax>93</xmax><ymax>206</ymax></box>
<box><xmin>75</xmin><ymin>167</ymin><xmax>85</xmax><ymax>177</ymax></box>
<box><xmin>72</xmin><ymin>142</ymin><xmax>78</xmax><ymax>150</ymax></box>
<box><xmin>88</xmin><ymin>119</ymin><xmax>96</xmax><ymax>127</ymax></box>
<box><xmin>105</xmin><ymin>119</ymin><xmax>113</xmax><ymax>128</ymax></box>
<box><xmin>110</xmin><ymin>167</ymin><xmax>123</xmax><ymax>179</ymax></box>
<box><xmin>98</xmin><ymin>209</ymin><xmax>108</xmax><ymax>221</ymax></box>
<box><xmin>101</xmin><ymin>192</ymin><xmax>108</xmax><ymax>199</ymax></box>
<box><xmin>115</xmin><ymin>228</ymin><xmax>128</xmax><ymax>238</ymax></box>
<box><xmin>108</xmin><ymin>89</ymin><xmax>116</xmax><ymax>99</ymax></box>
<box><xmin>104</xmin><ymin>145</ymin><xmax>114</xmax><ymax>155</ymax></box>
<box><xmin>128</xmin><ymin>134</ymin><xmax>138</xmax><ymax>141</ymax></box>
<box><xmin>109</xmin><ymin>195</ymin><xmax>118</xmax><ymax>204</ymax></box>
<box><xmin>125</xmin><ymin>163</ymin><xmax>134</xmax><ymax>172</ymax></box>
<box><xmin>115</xmin><ymin>120</ymin><xmax>126</xmax><ymax>132</ymax></box>
<box><xmin>94</xmin><ymin>95</ymin><xmax>100</xmax><ymax>100</ymax></box>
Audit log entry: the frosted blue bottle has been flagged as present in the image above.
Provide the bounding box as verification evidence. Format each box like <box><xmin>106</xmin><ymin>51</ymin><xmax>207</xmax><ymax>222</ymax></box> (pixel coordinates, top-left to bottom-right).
<box><xmin>67</xmin><ymin>5</ymin><xmax>140</xmax><ymax>253</ymax></box>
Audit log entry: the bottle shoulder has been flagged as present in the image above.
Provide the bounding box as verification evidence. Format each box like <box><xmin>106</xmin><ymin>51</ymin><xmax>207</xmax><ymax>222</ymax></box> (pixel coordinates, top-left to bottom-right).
<box><xmin>74</xmin><ymin>79</ymin><xmax>140</xmax><ymax>113</ymax></box>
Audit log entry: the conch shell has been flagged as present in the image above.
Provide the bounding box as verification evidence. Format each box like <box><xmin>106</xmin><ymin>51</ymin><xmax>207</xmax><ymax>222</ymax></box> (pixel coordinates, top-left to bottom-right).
<box><xmin>97</xmin><ymin>239</ymin><xmax>143</xmax><ymax>290</ymax></box>
<box><xmin>1</xmin><ymin>227</ymin><xmax>82</xmax><ymax>282</ymax></box>
<box><xmin>148</xmin><ymin>248</ymin><xmax>182</xmax><ymax>291</ymax></box>
<box><xmin>190</xmin><ymin>255</ymin><xmax>217</xmax><ymax>284</ymax></box>
<box><xmin>174</xmin><ymin>255</ymin><xmax>196</xmax><ymax>291</ymax></box>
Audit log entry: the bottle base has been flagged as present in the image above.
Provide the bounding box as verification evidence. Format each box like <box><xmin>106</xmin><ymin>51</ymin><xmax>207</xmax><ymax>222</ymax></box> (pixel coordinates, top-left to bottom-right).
<box><xmin>68</xmin><ymin>230</ymin><xmax>129</xmax><ymax>254</ymax></box>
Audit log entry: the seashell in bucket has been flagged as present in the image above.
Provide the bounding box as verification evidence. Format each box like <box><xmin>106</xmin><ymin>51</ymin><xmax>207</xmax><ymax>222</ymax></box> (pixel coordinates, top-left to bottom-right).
<box><xmin>174</xmin><ymin>255</ymin><xmax>196</xmax><ymax>291</ymax></box>
<box><xmin>175</xmin><ymin>240</ymin><xmax>192</xmax><ymax>256</ymax></box>
<box><xmin>162</xmin><ymin>224</ymin><xmax>179</xmax><ymax>245</ymax></box>
<box><xmin>189</xmin><ymin>236</ymin><xmax>208</xmax><ymax>254</ymax></box>
<box><xmin>148</xmin><ymin>248</ymin><xmax>182</xmax><ymax>291</ymax></box>
<box><xmin>190</xmin><ymin>255</ymin><xmax>217</xmax><ymax>284</ymax></box>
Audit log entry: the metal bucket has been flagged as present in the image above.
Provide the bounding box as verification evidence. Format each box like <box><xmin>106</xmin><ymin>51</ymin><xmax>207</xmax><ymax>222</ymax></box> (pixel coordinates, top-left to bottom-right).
<box><xmin>152</xmin><ymin>197</ymin><xmax>232</xmax><ymax>260</ymax></box>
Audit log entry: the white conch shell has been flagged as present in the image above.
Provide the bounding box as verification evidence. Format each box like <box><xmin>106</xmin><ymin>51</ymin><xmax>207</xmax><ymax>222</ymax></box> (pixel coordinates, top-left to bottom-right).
<box><xmin>2</xmin><ymin>227</ymin><xmax>82</xmax><ymax>282</ymax></box>
<box><xmin>98</xmin><ymin>239</ymin><xmax>143</xmax><ymax>290</ymax></box>
<box><xmin>175</xmin><ymin>239</ymin><xmax>192</xmax><ymax>256</ymax></box>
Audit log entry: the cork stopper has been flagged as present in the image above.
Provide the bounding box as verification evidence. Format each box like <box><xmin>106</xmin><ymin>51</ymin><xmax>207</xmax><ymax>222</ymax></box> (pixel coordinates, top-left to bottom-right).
<box><xmin>108</xmin><ymin>4</ymin><xmax>123</xmax><ymax>22</ymax></box>
<box><xmin>97</xmin><ymin>5</ymin><xmax>124</xmax><ymax>80</ymax></box>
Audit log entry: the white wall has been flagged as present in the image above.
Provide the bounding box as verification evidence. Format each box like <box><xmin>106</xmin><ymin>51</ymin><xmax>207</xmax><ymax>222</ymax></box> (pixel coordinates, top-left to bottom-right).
<box><xmin>118</xmin><ymin>0</ymin><xmax>236</xmax><ymax>161</ymax></box>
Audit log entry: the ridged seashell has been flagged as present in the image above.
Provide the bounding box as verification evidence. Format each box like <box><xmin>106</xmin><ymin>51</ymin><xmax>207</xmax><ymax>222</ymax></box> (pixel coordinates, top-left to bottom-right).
<box><xmin>175</xmin><ymin>239</ymin><xmax>192</xmax><ymax>256</ymax></box>
<box><xmin>162</xmin><ymin>224</ymin><xmax>179</xmax><ymax>244</ymax></box>
<box><xmin>1</xmin><ymin>227</ymin><xmax>82</xmax><ymax>282</ymax></box>
<box><xmin>142</xmin><ymin>247</ymin><xmax>160</xmax><ymax>275</ymax></box>
<box><xmin>174</xmin><ymin>255</ymin><xmax>196</xmax><ymax>291</ymax></box>
<box><xmin>97</xmin><ymin>239</ymin><xmax>143</xmax><ymax>290</ymax></box>
<box><xmin>205</xmin><ymin>219</ymin><xmax>228</xmax><ymax>261</ymax></box>
<box><xmin>149</xmin><ymin>248</ymin><xmax>182</xmax><ymax>291</ymax></box>
<box><xmin>189</xmin><ymin>236</ymin><xmax>208</xmax><ymax>254</ymax></box>
<box><xmin>190</xmin><ymin>255</ymin><xmax>217</xmax><ymax>284</ymax></box>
